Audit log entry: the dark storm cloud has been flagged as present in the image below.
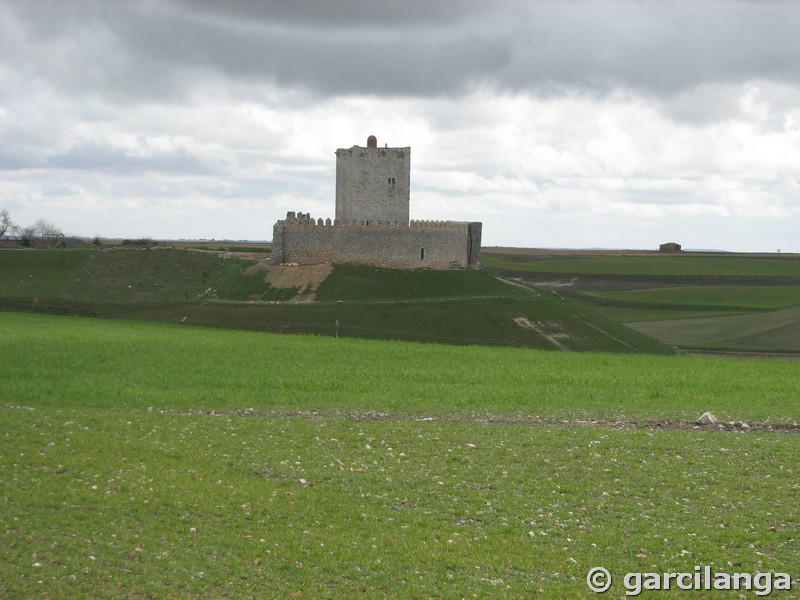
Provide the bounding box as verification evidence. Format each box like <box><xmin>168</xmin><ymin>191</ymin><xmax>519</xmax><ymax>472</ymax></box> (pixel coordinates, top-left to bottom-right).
<box><xmin>502</xmin><ymin>1</ymin><xmax>800</xmax><ymax>93</ymax></box>
<box><xmin>1</xmin><ymin>0</ymin><xmax>509</xmax><ymax>101</ymax></box>
<box><xmin>122</xmin><ymin>11</ymin><xmax>511</xmax><ymax>97</ymax></box>
<box><xmin>171</xmin><ymin>0</ymin><xmax>492</xmax><ymax>28</ymax></box>
<box><xmin>4</xmin><ymin>0</ymin><xmax>799</xmax><ymax>103</ymax></box>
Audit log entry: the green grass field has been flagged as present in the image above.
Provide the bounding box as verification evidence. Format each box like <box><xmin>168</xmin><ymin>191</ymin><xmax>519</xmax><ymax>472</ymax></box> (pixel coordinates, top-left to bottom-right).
<box><xmin>628</xmin><ymin>306</ymin><xmax>800</xmax><ymax>353</ymax></box>
<box><xmin>2</xmin><ymin>313</ymin><xmax>799</xmax><ymax>598</ymax></box>
<box><xmin>586</xmin><ymin>285</ymin><xmax>800</xmax><ymax>311</ymax></box>
<box><xmin>482</xmin><ymin>251</ymin><xmax>800</xmax><ymax>278</ymax></box>
<box><xmin>482</xmin><ymin>249</ymin><xmax>800</xmax><ymax>354</ymax></box>
<box><xmin>2</xmin><ymin>313</ymin><xmax>796</xmax><ymax>418</ymax></box>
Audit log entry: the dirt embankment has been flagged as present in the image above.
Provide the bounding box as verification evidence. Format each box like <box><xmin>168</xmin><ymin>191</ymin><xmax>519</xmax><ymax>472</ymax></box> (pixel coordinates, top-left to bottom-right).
<box><xmin>246</xmin><ymin>262</ymin><xmax>333</xmax><ymax>302</ymax></box>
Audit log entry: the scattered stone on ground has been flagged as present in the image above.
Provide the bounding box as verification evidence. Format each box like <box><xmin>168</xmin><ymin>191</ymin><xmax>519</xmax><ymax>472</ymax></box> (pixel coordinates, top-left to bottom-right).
<box><xmin>132</xmin><ymin>407</ymin><xmax>800</xmax><ymax>434</ymax></box>
<box><xmin>697</xmin><ymin>411</ymin><xmax>718</xmax><ymax>425</ymax></box>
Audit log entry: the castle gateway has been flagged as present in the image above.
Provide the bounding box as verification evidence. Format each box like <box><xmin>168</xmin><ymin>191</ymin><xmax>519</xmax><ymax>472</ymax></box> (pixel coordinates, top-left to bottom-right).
<box><xmin>270</xmin><ymin>136</ymin><xmax>482</xmax><ymax>269</ymax></box>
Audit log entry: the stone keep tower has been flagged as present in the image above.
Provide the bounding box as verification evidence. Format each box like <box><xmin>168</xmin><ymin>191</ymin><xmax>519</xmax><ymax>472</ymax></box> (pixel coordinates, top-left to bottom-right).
<box><xmin>335</xmin><ymin>135</ymin><xmax>410</xmax><ymax>224</ymax></box>
<box><xmin>270</xmin><ymin>134</ymin><xmax>482</xmax><ymax>269</ymax></box>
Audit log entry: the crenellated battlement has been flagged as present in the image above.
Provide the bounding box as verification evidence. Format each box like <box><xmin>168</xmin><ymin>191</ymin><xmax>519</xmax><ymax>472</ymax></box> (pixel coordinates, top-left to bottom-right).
<box><xmin>277</xmin><ymin>212</ymin><xmax>469</xmax><ymax>232</ymax></box>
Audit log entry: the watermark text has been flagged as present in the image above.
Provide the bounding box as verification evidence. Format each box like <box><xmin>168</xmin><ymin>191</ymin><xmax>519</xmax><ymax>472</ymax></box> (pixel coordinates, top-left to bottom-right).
<box><xmin>586</xmin><ymin>565</ymin><xmax>792</xmax><ymax>596</ymax></box>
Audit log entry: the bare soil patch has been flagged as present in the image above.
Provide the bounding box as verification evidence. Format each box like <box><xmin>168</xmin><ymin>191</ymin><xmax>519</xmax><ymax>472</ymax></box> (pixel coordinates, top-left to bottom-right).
<box><xmin>513</xmin><ymin>316</ymin><xmax>570</xmax><ymax>349</ymax></box>
<box><xmin>245</xmin><ymin>262</ymin><xmax>333</xmax><ymax>302</ymax></box>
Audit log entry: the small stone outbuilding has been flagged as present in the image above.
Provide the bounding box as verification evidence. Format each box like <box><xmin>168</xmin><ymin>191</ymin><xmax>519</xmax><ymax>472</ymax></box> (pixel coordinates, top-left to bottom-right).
<box><xmin>659</xmin><ymin>242</ymin><xmax>682</xmax><ymax>253</ymax></box>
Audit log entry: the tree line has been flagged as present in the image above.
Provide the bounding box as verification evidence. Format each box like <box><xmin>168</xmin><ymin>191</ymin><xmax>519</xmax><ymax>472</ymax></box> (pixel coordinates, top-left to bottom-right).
<box><xmin>0</xmin><ymin>209</ymin><xmax>70</xmax><ymax>248</ymax></box>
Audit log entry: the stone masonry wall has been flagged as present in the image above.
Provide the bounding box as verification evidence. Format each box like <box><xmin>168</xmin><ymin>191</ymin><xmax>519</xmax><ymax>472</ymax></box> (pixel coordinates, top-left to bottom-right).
<box><xmin>335</xmin><ymin>145</ymin><xmax>410</xmax><ymax>224</ymax></box>
<box><xmin>271</xmin><ymin>213</ymin><xmax>481</xmax><ymax>269</ymax></box>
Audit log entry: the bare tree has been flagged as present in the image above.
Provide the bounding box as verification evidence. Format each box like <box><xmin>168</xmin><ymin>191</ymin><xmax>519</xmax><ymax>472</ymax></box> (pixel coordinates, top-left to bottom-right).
<box><xmin>34</xmin><ymin>218</ymin><xmax>62</xmax><ymax>238</ymax></box>
<box><xmin>4</xmin><ymin>215</ymin><xmax>66</xmax><ymax>247</ymax></box>
<box><xmin>31</xmin><ymin>219</ymin><xmax>63</xmax><ymax>247</ymax></box>
<box><xmin>0</xmin><ymin>209</ymin><xmax>12</xmax><ymax>238</ymax></box>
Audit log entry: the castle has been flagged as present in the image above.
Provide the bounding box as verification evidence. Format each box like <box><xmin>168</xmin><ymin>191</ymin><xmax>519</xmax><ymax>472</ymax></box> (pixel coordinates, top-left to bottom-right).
<box><xmin>270</xmin><ymin>135</ymin><xmax>482</xmax><ymax>269</ymax></box>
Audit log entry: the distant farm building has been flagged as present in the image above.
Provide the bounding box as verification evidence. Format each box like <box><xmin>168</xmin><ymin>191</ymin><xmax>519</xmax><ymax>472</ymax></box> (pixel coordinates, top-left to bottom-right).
<box><xmin>270</xmin><ymin>136</ymin><xmax>482</xmax><ymax>269</ymax></box>
<box><xmin>659</xmin><ymin>242</ymin><xmax>682</xmax><ymax>253</ymax></box>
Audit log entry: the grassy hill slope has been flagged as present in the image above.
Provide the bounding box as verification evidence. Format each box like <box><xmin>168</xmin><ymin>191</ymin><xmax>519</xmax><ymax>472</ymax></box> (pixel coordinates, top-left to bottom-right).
<box><xmin>0</xmin><ymin>246</ymin><xmax>286</xmax><ymax>302</ymax></box>
<box><xmin>0</xmin><ymin>247</ymin><xmax>672</xmax><ymax>353</ymax></box>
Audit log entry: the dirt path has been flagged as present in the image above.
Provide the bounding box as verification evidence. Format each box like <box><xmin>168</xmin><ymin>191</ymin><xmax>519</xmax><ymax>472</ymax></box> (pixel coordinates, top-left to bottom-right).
<box><xmin>134</xmin><ymin>407</ymin><xmax>800</xmax><ymax>434</ymax></box>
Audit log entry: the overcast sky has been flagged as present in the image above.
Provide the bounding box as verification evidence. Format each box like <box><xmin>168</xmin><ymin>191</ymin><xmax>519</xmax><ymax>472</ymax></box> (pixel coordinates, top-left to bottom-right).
<box><xmin>2</xmin><ymin>0</ymin><xmax>799</xmax><ymax>251</ymax></box>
